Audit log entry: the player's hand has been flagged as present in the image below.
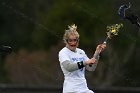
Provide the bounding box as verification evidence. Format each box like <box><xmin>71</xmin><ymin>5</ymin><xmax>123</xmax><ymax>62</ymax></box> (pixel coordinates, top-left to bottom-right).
<box><xmin>85</xmin><ymin>58</ymin><xmax>97</xmax><ymax>65</ymax></box>
<box><xmin>95</xmin><ymin>44</ymin><xmax>106</xmax><ymax>54</ymax></box>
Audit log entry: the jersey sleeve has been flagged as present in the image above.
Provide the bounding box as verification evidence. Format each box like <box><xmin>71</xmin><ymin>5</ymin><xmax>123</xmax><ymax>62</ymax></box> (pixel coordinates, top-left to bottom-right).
<box><xmin>59</xmin><ymin>50</ymin><xmax>70</xmax><ymax>63</ymax></box>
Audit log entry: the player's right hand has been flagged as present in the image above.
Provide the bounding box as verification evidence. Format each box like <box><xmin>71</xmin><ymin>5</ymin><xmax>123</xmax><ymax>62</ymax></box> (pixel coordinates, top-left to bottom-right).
<box><xmin>85</xmin><ymin>58</ymin><xmax>97</xmax><ymax>65</ymax></box>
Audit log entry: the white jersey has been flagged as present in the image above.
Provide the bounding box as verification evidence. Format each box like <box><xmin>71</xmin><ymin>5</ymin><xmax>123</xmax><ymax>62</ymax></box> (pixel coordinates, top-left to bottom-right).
<box><xmin>59</xmin><ymin>47</ymin><xmax>94</xmax><ymax>93</ymax></box>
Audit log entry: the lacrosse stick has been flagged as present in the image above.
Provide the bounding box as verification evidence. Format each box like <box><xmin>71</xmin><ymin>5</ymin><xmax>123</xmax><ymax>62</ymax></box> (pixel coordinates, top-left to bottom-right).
<box><xmin>92</xmin><ymin>23</ymin><xmax>123</xmax><ymax>61</ymax></box>
<box><xmin>0</xmin><ymin>45</ymin><xmax>12</xmax><ymax>55</ymax></box>
<box><xmin>103</xmin><ymin>23</ymin><xmax>123</xmax><ymax>44</ymax></box>
<box><xmin>118</xmin><ymin>2</ymin><xmax>140</xmax><ymax>27</ymax></box>
<box><xmin>94</xmin><ymin>23</ymin><xmax>123</xmax><ymax>57</ymax></box>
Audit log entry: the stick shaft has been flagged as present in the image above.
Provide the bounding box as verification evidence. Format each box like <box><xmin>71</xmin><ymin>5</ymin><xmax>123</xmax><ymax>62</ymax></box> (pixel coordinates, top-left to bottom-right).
<box><xmin>103</xmin><ymin>37</ymin><xmax>109</xmax><ymax>44</ymax></box>
<box><xmin>136</xmin><ymin>22</ymin><xmax>140</xmax><ymax>27</ymax></box>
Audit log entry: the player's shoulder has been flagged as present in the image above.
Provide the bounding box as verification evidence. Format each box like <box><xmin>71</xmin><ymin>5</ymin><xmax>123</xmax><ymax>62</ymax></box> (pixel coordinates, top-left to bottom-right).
<box><xmin>59</xmin><ymin>47</ymin><xmax>69</xmax><ymax>54</ymax></box>
<box><xmin>76</xmin><ymin>48</ymin><xmax>85</xmax><ymax>54</ymax></box>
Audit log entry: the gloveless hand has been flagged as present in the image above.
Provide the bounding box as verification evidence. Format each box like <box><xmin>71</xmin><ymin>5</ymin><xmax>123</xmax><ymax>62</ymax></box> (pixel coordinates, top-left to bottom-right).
<box><xmin>95</xmin><ymin>44</ymin><xmax>106</xmax><ymax>54</ymax></box>
<box><xmin>85</xmin><ymin>58</ymin><xmax>97</xmax><ymax>65</ymax></box>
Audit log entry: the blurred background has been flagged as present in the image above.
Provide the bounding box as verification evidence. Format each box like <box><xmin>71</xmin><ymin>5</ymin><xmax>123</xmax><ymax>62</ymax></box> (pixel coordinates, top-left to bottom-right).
<box><xmin>0</xmin><ymin>0</ymin><xmax>140</xmax><ymax>93</ymax></box>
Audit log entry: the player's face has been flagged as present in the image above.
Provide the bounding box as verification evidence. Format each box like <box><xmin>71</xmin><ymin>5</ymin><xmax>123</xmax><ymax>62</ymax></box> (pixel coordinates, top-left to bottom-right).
<box><xmin>66</xmin><ymin>35</ymin><xmax>79</xmax><ymax>51</ymax></box>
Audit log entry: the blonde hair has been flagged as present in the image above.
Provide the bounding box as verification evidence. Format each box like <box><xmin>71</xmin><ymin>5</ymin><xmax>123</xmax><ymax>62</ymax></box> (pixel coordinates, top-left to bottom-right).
<box><xmin>63</xmin><ymin>24</ymin><xmax>79</xmax><ymax>43</ymax></box>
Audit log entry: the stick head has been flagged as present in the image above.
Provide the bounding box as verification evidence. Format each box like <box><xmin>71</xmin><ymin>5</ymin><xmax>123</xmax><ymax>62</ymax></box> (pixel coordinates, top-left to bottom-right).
<box><xmin>106</xmin><ymin>23</ymin><xmax>123</xmax><ymax>39</ymax></box>
<box><xmin>118</xmin><ymin>2</ymin><xmax>131</xmax><ymax>19</ymax></box>
<box><xmin>0</xmin><ymin>45</ymin><xmax>12</xmax><ymax>55</ymax></box>
<box><xmin>118</xmin><ymin>2</ymin><xmax>140</xmax><ymax>27</ymax></box>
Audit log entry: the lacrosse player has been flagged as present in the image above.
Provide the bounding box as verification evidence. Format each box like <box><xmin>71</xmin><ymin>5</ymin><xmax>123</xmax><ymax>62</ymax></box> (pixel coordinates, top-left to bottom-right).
<box><xmin>58</xmin><ymin>24</ymin><xmax>106</xmax><ymax>93</ymax></box>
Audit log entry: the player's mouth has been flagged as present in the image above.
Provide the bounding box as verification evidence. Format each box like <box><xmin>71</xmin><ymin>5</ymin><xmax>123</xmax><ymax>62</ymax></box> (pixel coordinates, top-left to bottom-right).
<box><xmin>70</xmin><ymin>45</ymin><xmax>76</xmax><ymax>47</ymax></box>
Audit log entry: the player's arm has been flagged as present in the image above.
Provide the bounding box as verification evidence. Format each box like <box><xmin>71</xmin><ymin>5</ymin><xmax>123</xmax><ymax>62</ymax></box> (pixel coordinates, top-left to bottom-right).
<box><xmin>85</xmin><ymin>54</ymin><xmax>100</xmax><ymax>71</ymax></box>
<box><xmin>62</xmin><ymin>60</ymin><xmax>86</xmax><ymax>72</ymax></box>
<box><xmin>86</xmin><ymin>44</ymin><xmax>106</xmax><ymax>71</ymax></box>
<box><xmin>62</xmin><ymin>57</ymin><xmax>98</xmax><ymax>72</ymax></box>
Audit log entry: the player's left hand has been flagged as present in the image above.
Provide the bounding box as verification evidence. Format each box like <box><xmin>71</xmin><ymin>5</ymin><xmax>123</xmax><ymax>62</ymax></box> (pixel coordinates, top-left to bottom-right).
<box><xmin>95</xmin><ymin>44</ymin><xmax>106</xmax><ymax>54</ymax></box>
